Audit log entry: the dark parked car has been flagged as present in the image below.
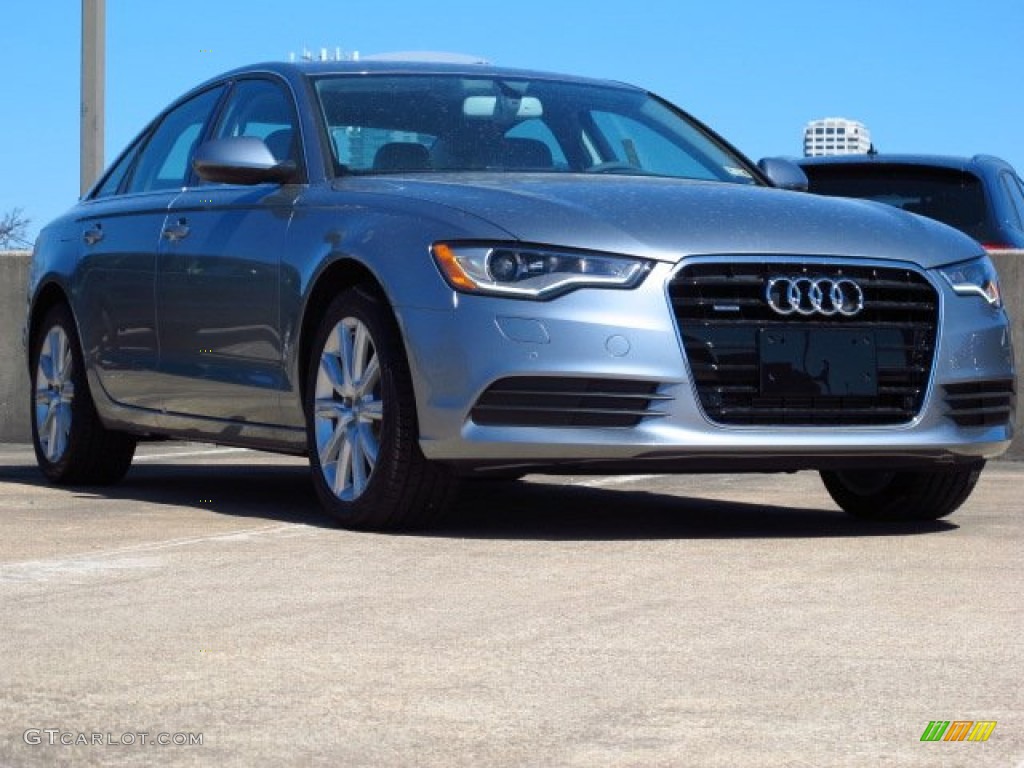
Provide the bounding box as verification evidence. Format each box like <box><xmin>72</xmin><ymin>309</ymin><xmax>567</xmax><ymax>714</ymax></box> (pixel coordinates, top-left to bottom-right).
<box><xmin>798</xmin><ymin>154</ymin><xmax>1024</xmax><ymax>250</ymax></box>
<box><xmin>25</xmin><ymin>61</ymin><xmax>1016</xmax><ymax>529</ymax></box>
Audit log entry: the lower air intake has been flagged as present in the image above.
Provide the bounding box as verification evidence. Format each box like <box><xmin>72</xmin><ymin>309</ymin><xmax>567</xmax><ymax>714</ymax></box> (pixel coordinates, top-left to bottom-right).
<box><xmin>471</xmin><ymin>377</ymin><xmax>669</xmax><ymax>428</ymax></box>
<box><xmin>944</xmin><ymin>379</ymin><xmax>1016</xmax><ymax>427</ymax></box>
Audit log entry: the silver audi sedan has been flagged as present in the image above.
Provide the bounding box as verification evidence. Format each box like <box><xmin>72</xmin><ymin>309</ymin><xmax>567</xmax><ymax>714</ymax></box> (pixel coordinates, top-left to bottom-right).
<box><xmin>26</xmin><ymin>61</ymin><xmax>1015</xmax><ymax>529</ymax></box>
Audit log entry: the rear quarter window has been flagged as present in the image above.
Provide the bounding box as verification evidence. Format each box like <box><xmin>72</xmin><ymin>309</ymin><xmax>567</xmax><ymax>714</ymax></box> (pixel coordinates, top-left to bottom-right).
<box><xmin>1000</xmin><ymin>173</ymin><xmax>1024</xmax><ymax>230</ymax></box>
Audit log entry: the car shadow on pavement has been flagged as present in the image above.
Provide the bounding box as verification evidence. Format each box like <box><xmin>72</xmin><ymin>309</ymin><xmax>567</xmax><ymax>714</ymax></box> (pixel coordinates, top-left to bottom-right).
<box><xmin>430</xmin><ymin>478</ymin><xmax>958</xmax><ymax>541</ymax></box>
<box><xmin>0</xmin><ymin>463</ymin><xmax>957</xmax><ymax>540</ymax></box>
<box><xmin>0</xmin><ymin>461</ymin><xmax>335</xmax><ymax>529</ymax></box>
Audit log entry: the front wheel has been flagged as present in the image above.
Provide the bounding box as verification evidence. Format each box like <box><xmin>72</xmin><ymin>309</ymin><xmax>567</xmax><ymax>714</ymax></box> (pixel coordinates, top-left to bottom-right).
<box><xmin>305</xmin><ymin>286</ymin><xmax>458</xmax><ymax>530</ymax></box>
<box><xmin>30</xmin><ymin>303</ymin><xmax>136</xmax><ymax>484</ymax></box>
<box><xmin>820</xmin><ymin>465</ymin><xmax>984</xmax><ymax>522</ymax></box>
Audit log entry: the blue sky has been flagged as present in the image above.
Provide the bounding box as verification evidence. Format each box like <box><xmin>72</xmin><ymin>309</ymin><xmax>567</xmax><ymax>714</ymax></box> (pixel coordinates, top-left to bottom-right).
<box><xmin>3</xmin><ymin>0</ymin><xmax>1022</xmax><ymax>240</ymax></box>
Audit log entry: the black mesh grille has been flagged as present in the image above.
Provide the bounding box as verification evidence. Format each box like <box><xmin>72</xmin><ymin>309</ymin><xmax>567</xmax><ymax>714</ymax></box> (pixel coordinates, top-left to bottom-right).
<box><xmin>669</xmin><ymin>261</ymin><xmax>939</xmax><ymax>425</ymax></box>
<box><xmin>471</xmin><ymin>377</ymin><xmax>669</xmax><ymax>428</ymax></box>
<box><xmin>944</xmin><ymin>379</ymin><xmax>1016</xmax><ymax>427</ymax></box>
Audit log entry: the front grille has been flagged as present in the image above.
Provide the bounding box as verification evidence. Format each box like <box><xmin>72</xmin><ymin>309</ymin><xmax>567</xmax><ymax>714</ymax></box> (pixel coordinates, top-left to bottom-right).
<box><xmin>944</xmin><ymin>379</ymin><xmax>1016</xmax><ymax>427</ymax></box>
<box><xmin>669</xmin><ymin>261</ymin><xmax>939</xmax><ymax>425</ymax></box>
<box><xmin>471</xmin><ymin>377</ymin><xmax>670</xmax><ymax>428</ymax></box>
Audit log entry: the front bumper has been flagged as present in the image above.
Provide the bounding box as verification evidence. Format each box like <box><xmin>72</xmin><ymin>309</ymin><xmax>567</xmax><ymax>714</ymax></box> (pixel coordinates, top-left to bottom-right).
<box><xmin>399</xmin><ymin>260</ymin><xmax>1015</xmax><ymax>470</ymax></box>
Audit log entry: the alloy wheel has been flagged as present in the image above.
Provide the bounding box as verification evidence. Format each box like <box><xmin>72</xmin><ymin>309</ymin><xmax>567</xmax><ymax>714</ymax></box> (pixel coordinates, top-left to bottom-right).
<box><xmin>313</xmin><ymin>316</ymin><xmax>383</xmax><ymax>501</ymax></box>
<box><xmin>34</xmin><ymin>325</ymin><xmax>75</xmax><ymax>463</ymax></box>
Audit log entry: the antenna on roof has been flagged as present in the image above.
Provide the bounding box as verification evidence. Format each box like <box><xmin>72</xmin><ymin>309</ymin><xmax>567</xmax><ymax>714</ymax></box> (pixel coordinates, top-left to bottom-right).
<box><xmin>287</xmin><ymin>45</ymin><xmax>360</xmax><ymax>62</ymax></box>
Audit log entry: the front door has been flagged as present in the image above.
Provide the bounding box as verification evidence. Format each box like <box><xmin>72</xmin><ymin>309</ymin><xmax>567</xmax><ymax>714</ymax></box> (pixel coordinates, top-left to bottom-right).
<box><xmin>152</xmin><ymin>76</ymin><xmax>303</xmax><ymax>425</ymax></box>
<box><xmin>154</xmin><ymin>185</ymin><xmax>295</xmax><ymax>423</ymax></box>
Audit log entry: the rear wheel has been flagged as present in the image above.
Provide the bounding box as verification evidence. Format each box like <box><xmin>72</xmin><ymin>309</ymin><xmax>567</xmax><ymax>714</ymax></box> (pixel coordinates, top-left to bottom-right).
<box><xmin>305</xmin><ymin>286</ymin><xmax>458</xmax><ymax>530</ymax></box>
<box><xmin>820</xmin><ymin>465</ymin><xmax>983</xmax><ymax>522</ymax></box>
<box><xmin>30</xmin><ymin>303</ymin><xmax>136</xmax><ymax>484</ymax></box>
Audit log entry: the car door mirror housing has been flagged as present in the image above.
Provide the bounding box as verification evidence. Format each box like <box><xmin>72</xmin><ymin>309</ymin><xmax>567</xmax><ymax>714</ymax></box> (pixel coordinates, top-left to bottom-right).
<box><xmin>193</xmin><ymin>137</ymin><xmax>297</xmax><ymax>185</ymax></box>
<box><xmin>757</xmin><ymin>157</ymin><xmax>809</xmax><ymax>192</ymax></box>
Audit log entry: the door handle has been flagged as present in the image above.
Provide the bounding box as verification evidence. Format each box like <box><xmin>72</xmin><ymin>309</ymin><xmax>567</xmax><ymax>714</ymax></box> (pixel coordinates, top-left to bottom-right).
<box><xmin>83</xmin><ymin>224</ymin><xmax>104</xmax><ymax>245</ymax></box>
<box><xmin>162</xmin><ymin>219</ymin><xmax>190</xmax><ymax>242</ymax></box>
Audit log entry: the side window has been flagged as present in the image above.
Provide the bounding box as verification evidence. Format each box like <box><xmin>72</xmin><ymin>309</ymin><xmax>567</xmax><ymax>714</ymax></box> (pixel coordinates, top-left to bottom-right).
<box><xmin>212</xmin><ymin>78</ymin><xmax>301</xmax><ymax>165</ymax></box>
<box><xmin>1001</xmin><ymin>173</ymin><xmax>1024</xmax><ymax>230</ymax></box>
<box><xmin>92</xmin><ymin>138</ymin><xmax>144</xmax><ymax>198</ymax></box>
<box><xmin>125</xmin><ymin>86</ymin><xmax>224</xmax><ymax>194</ymax></box>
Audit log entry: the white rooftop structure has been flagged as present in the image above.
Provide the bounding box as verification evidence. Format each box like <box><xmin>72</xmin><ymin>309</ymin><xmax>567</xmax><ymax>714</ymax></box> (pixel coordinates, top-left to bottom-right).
<box><xmin>803</xmin><ymin>118</ymin><xmax>872</xmax><ymax>156</ymax></box>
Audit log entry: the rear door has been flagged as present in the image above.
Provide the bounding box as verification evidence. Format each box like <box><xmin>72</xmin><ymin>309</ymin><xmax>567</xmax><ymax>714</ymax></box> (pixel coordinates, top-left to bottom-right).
<box><xmin>75</xmin><ymin>85</ymin><xmax>225</xmax><ymax>409</ymax></box>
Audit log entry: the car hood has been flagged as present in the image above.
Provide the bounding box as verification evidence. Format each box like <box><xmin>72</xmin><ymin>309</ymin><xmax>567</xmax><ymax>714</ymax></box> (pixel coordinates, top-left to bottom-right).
<box><xmin>335</xmin><ymin>174</ymin><xmax>983</xmax><ymax>269</ymax></box>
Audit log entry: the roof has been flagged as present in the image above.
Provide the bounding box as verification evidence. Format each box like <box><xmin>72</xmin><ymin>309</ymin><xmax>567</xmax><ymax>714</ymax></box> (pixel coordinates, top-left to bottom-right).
<box><xmin>796</xmin><ymin>153</ymin><xmax>1015</xmax><ymax>174</ymax></box>
<box><xmin>208</xmin><ymin>59</ymin><xmax>635</xmax><ymax>91</ymax></box>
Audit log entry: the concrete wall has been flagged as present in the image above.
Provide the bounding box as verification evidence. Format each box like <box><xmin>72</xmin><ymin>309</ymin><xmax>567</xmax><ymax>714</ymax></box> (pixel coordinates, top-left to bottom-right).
<box><xmin>0</xmin><ymin>249</ymin><xmax>1021</xmax><ymax>457</ymax></box>
<box><xmin>0</xmin><ymin>252</ymin><xmax>31</xmax><ymax>443</ymax></box>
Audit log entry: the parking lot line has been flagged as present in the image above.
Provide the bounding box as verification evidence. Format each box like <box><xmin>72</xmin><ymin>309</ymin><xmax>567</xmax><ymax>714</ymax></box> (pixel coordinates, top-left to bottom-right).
<box><xmin>574</xmin><ymin>474</ymin><xmax>661</xmax><ymax>488</ymax></box>
<box><xmin>133</xmin><ymin>447</ymin><xmax>252</xmax><ymax>462</ymax></box>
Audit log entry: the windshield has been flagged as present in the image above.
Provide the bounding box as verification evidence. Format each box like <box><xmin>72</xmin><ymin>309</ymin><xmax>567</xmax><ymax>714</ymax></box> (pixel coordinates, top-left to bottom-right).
<box><xmin>312</xmin><ymin>74</ymin><xmax>758</xmax><ymax>183</ymax></box>
<box><xmin>804</xmin><ymin>164</ymin><xmax>997</xmax><ymax>243</ymax></box>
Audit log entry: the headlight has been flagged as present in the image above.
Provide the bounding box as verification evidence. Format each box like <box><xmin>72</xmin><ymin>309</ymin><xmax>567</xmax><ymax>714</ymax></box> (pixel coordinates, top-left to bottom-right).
<box><xmin>938</xmin><ymin>256</ymin><xmax>1002</xmax><ymax>307</ymax></box>
<box><xmin>432</xmin><ymin>243</ymin><xmax>652</xmax><ymax>299</ymax></box>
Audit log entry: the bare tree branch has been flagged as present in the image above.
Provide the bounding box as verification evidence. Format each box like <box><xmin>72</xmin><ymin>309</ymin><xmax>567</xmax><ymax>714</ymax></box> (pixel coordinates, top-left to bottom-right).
<box><xmin>0</xmin><ymin>208</ymin><xmax>32</xmax><ymax>249</ymax></box>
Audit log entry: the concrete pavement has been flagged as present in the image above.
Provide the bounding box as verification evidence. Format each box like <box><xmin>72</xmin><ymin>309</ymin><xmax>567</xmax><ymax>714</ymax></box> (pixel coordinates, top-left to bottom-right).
<box><xmin>0</xmin><ymin>443</ymin><xmax>1021</xmax><ymax>767</ymax></box>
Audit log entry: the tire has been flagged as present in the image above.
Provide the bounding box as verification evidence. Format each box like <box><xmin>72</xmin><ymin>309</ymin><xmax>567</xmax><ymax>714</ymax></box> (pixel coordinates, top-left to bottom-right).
<box><xmin>820</xmin><ymin>464</ymin><xmax>984</xmax><ymax>522</ymax></box>
<box><xmin>30</xmin><ymin>303</ymin><xmax>136</xmax><ymax>485</ymax></box>
<box><xmin>304</xmin><ymin>286</ymin><xmax>458</xmax><ymax>530</ymax></box>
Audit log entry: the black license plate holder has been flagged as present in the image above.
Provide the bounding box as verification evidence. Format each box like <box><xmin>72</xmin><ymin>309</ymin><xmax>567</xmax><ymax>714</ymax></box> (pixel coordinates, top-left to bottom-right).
<box><xmin>759</xmin><ymin>329</ymin><xmax>877</xmax><ymax>397</ymax></box>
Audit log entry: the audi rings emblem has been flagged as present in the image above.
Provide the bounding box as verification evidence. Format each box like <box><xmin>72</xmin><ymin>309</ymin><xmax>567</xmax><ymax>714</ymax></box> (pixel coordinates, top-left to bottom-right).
<box><xmin>765</xmin><ymin>276</ymin><xmax>865</xmax><ymax>317</ymax></box>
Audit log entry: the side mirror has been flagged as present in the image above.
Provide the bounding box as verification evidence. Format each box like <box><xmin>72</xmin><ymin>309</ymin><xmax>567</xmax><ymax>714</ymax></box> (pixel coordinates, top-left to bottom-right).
<box><xmin>193</xmin><ymin>137</ymin><xmax>297</xmax><ymax>185</ymax></box>
<box><xmin>757</xmin><ymin>157</ymin><xmax>809</xmax><ymax>192</ymax></box>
